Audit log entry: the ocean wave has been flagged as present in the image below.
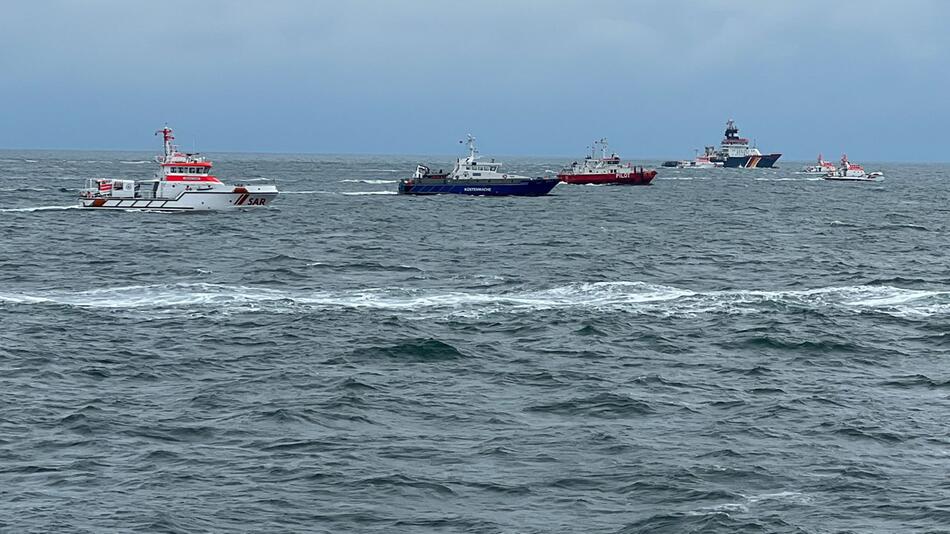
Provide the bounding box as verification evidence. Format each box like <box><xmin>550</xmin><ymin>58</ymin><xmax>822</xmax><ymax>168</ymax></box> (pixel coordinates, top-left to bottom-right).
<box><xmin>348</xmin><ymin>338</ymin><xmax>465</xmax><ymax>362</ymax></box>
<box><xmin>341</xmin><ymin>191</ymin><xmax>397</xmax><ymax>195</ymax></box>
<box><xmin>754</xmin><ymin>177</ymin><xmax>822</xmax><ymax>181</ymax></box>
<box><xmin>0</xmin><ymin>187</ymin><xmax>49</xmax><ymax>192</ymax></box>
<box><xmin>1</xmin><ymin>281</ymin><xmax>946</xmax><ymax>319</ymax></box>
<box><xmin>743</xmin><ymin>490</ymin><xmax>811</xmax><ymax>504</ymax></box>
<box><xmin>527</xmin><ymin>392</ymin><xmax>655</xmax><ymax>418</ymax></box>
<box><xmin>120</xmin><ymin>160</ymin><xmax>150</xmax><ymax>165</ymax></box>
<box><xmin>0</xmin><ymin>204</ymin><xmax>79</xmax><ymax>213</ymax></box>
<box><xmin>339</xmin><ymin>179</ymin><xmax>399</xmax><ymax>184</ymax></box>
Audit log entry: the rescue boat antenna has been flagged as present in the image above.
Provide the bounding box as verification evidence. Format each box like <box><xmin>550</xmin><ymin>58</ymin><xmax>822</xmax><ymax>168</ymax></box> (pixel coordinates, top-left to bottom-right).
<box><xmin>156</xmin><ymin>125</ymin><xmax>175</xmax><ymax>159</ymax></box>
<box><xmin>597</xmin><ymin>138</ymin><xmax>609</xmax><ymax>159</ymax></box>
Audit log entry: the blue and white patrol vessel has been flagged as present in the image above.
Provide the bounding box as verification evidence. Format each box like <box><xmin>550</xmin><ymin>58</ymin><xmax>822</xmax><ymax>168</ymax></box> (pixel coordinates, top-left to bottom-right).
<box><xmin>398</xmin><ymin>135</ymin><xmax>559</xmax><ymax>196</ymax></box>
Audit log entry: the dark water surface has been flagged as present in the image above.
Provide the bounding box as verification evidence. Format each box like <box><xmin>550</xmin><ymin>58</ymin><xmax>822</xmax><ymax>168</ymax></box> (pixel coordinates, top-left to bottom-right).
<box><xmin>1</xmin><ymin>150</ymin><xmax>948</xmax><ymax>533</ymax></box>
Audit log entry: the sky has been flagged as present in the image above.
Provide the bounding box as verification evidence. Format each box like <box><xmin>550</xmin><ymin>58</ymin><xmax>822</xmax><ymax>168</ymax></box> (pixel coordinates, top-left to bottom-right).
<box><xmin>1</xmin><ymin>0</ymin><xmax>948</xmax><ymax>161</ymax></box>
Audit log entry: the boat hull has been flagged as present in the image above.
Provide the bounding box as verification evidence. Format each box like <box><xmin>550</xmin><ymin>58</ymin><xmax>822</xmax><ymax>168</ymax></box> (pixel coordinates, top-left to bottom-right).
<box><xmin>79</xmin><ymin>187</ymin><xmax>278</xmax><ymax>211</ymax></box>
<box><xmin>558</xmin><ymin>170</ymin><xmax>657</xmax><ymax>185</ymax></box>
<box><xmin>724</xmin><ymin>153</ymin><xmax>782</xmax><ymax>168</ymax></box>
<box><xmin>398</xmin><ymin>178</ymin><xmax>559</xmax><ymax>196</ymax></box>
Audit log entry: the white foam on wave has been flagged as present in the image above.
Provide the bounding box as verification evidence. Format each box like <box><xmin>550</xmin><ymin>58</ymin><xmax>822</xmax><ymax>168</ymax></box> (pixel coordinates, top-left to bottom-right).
<box><xmin>841</xmin><ymin>287</ymin><xmax>950</xmax><ymax>317</ymax></box>
<box><xmin>0</xmin><ymin>293</ymin><xmax>52</xmax><ymax>304</ymax></box>
<box><xmin>686</xmin><ymin>502</ymin><xmax>749</xmax><ymax>516</ymax></box>
<box><xmin>0</xmin><ymin>283</ymin><xmax>285</xmax><ymax>310</ymax></box>
<box><xmin>744</xmin><ymin>491</ymin><xmax>809</xmax><ymax>504</ymax></box>
<box><xmin>0</xmin><ymin>187</ymin><xmax>48</xmax><ymax>192</ymax></box>
<box><xmin>341</xmin><ymin>191</ymin><xmax>397</xmax><ymax>196</ymax></box>
<box><xmin>0</xmin><ymin>205</ymin><xmax>79</xmax><ymax>213</ymax></box>
<box><xmin>2</xmin><ymin>281</ymin><xmax>946</xmax><ymax>319</ymax></box>
<box><xmin>281</xmin><ymin>190</ymin><xmax>334</xmax><ymax>195</ymax></box>
<box><xmin>120</xmin><ymin>160</ymin><xmax>150</xmax><ymax>165</ymax></box>
<box><xmin>340</xmin><ymin>179</ymin><xmax>399</xmax><ymax>184</ymax></box>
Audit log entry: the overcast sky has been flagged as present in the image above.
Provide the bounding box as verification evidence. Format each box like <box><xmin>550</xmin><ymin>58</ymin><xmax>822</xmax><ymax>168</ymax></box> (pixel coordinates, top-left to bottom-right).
<box><xmin>1</xmin><ymin>0</ymin><xmax>947</xmax><ymax>160</ymax></box>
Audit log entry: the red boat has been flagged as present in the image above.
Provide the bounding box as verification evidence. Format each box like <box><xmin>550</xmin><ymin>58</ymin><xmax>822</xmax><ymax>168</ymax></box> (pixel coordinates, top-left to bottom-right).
<box><xmin>558</xmin><ymin>138</ymin><xmax>657</xmax><ymax>185</ymax></box>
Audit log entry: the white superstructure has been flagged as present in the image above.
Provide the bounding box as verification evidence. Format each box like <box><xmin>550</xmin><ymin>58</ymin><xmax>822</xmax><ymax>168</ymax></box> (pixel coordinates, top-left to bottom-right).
<box><xmin>413</xmin><ymin>134</ymin><xmax>531</xmax><ymax>182</ymax></box>
<box><xmin>560</xmin><ymin>138</ymin><xmax>633</xmax><ymax>174</ymax></box>
<box><xmin>718</xmin><ymin>119</ymin><xmax>762</xmax><ymax>158</ymax></box>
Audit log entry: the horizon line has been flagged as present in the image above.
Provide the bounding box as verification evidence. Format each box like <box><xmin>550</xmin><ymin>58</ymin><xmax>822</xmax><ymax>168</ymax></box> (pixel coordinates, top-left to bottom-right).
<box><xmin>0</xmin><ymin>146</ymin><xmax>946</xmax><ymax>165</ymax></box>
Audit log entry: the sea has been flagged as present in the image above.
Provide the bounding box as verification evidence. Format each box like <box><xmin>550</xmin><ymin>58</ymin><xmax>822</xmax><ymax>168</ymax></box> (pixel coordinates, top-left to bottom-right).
<box><xmin>0</xmin><ymin>150</ymin><xmax>948</xmax><ymax>533</ymax></box>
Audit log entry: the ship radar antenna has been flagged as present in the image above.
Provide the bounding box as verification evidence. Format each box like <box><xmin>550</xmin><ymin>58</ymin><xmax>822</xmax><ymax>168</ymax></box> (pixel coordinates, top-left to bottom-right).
<box><xmin>461</xmin><ymin>134</ymin><xmax>478</xmax><ymax>160</ymax></box>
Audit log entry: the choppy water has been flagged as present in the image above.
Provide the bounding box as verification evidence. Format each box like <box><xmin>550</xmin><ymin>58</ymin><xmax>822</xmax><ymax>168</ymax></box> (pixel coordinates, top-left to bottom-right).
<box><xmin>1</xmin><ymin>150</ymin><xmax>948</xmax><ymax>533</ymax></box>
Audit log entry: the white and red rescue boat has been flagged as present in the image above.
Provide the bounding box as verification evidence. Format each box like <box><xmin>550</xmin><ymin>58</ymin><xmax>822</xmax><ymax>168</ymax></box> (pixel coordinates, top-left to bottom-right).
<box><xmin>79</xmin><ymin>126</ymin><xmax>278</xmax><ymax>211</ymax></box>
<box><xmin>823</xmin><ymin>154</ymin><xmax>884</xmax><ymax>182</ymax></box>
